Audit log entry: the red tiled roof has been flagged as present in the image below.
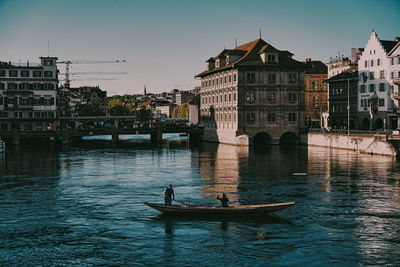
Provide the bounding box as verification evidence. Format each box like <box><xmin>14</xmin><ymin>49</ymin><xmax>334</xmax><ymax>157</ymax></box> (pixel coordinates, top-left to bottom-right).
<box><xmin>196</xmin><ymin>38</ymin><xmax>304</xmax><ymax>77</ymax></box>
<box><xmin>304</xmin><ymin>60</ymin><xmax>328</xmax><ymax>74</ymax></box>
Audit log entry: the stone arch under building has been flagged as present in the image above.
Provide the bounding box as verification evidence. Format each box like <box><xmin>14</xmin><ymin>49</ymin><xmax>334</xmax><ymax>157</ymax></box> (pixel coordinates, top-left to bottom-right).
<box><xmin>280</xmin><ymin>132</ymin><xmax>298</xmax><ymax>144</ymax></box>
<box><xmin>253</xmin><ymin>132</ymin><xmax>273</xmax><ymax>146</ymax></box>
<box><xmin>374</xmin><ymin>118</ymin><xmax>384</xmax><ymax>130</ymax></box>
<box><xmin>360</xmin><ymin>118</ymin><xmax>370</xmax><ymax>130</ymax></box>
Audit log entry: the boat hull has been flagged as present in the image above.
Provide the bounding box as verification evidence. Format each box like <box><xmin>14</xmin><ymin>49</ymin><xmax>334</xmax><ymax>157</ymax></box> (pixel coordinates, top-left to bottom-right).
<box><xmin>144</xmin><ymin>202</ymin><xmax>295</xmax><ymax>216</ymax></box>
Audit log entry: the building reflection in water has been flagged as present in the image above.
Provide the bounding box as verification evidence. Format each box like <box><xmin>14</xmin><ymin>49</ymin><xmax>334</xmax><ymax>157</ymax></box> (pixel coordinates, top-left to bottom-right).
<box><xmin>195</xmin><ymin>143</ymin><xmax>308</xmax><ymax>205</ymax></box>
<box><xmin>197</xmin><ymin>143</ymin><xmax>250</xmax><ymax>203</ymax></box>
<box><xmin>0</xmin><ymin>145</ymin><xmax>60</xmax><ymax>178</ymax></box>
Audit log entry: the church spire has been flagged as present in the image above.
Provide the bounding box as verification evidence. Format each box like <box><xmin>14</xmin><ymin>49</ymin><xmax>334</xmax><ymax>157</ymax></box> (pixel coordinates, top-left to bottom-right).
<box><xmin>144</xmin><ymin>84</ymin><xmax>147</xmax><ymax>95</ymax></box>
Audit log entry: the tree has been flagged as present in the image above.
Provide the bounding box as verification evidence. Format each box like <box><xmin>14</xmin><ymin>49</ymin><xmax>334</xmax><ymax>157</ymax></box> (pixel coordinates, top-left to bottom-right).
<box><xmin>108</xmin><ymin>99</ymin><xmax>128</xmax><ymax>116</ymax></box>
<box><xmin>172</xmin><ymin>106</ymin><xmax>179</xmax><ymax>118</ymax></box>
<box><xmin>178</xmin><ymin>103</ymin><xmax>189</xmax><ymax>118</ymax></box>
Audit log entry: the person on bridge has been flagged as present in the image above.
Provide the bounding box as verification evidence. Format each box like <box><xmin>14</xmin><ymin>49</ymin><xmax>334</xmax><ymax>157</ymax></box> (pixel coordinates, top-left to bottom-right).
<box><xmin>164</xmin><ymin>184</ymin><xmax>175</xmax><ymax>205</ymax></box>
<box><xmin>217</xmin><ymin>193</ymin><xmax>229</xmax><ymax>207</ymax></box>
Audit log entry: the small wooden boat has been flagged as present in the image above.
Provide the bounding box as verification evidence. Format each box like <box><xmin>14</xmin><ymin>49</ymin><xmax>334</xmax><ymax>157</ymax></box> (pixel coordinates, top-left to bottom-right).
<box><xmin>144</xmin><ymin>202</ymin><xmax>295</xmax><ymax>216</ymax></box>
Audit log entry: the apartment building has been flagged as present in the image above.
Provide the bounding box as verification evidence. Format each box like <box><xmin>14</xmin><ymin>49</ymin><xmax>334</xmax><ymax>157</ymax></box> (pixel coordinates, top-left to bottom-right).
<box><xmin>0</xmin><ymin>57</ymin><xmax>58</xmax><ymax>131</ymax></box>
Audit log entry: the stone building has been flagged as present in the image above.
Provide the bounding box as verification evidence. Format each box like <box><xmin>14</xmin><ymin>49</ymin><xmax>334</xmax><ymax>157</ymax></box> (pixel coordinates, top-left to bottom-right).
<box><xmin>325</xmin><ymin>70</ymin><xmax>359</xmax><ymax>130</ymax></box>
<box><xmin>196</xmin><ymin>38</ymin><xmax>306</xmax><ymax>145</ymax></box>
<box><xmin>387</xmin><ymin>38</ymin><xmax>400</xmax><ymax>129</ymax></box>
<box><xmin>0</xmin><ymin>57</ymin><xmax>58</xmax><ymax>131</ymax></box>
<box><xmin>357</xmin><ymin>31</ymin><xmax>400</xmax><ymax>130</ymax></box>
<box><xmin>303</xmin><ymin>59</ymin><xmax>328</xmax><ymax>128</ymax></box>
<box><xmin>175</xmin><ymin>91</ymin><xmax>195</xmax><ymax>106</ymax></box>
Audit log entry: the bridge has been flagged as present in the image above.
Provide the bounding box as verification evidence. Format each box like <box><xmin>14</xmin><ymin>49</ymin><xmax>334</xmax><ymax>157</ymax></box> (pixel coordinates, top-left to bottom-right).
<box><xmin>0</xmin><ymin>116</ymin><xmax>204</xmax><ymax>145</ymax></box>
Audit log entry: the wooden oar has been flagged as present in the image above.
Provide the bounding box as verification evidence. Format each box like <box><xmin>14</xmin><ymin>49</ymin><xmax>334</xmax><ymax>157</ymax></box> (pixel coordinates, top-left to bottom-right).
<box><xmin>173</xmin><ymin>199</ymin><xmax>190</xmax><ymax>207</ymax></box>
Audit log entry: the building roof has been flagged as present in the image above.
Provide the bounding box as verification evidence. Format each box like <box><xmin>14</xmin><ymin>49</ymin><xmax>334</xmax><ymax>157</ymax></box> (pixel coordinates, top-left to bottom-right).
<box><xmin>380</xmin><ymin>40</ymin><xmax>398</xmax><ymax>53</ymax></box>
<box><xmin>303</xmin><ymin>60</ymin><xmax>328</xmax><ymax>74</ymax></box>
<box><xmin>388</xmin><ymin>41</ymin><xmax>400</xmax><ymax>56</ymax></box>
<box><xmin>196</xmin><ymin>38</ymin><xmax>305</xmax><ymax>77</ymax></box>
<box><xmin>324</xmin><ymin>70</ymin><xmax>358</xmax><ymax>83</ymax></box>
<box><xmin>188</xmin><ymin>94</ymin><xmax>200</xmax><ymax>106</ymax></box>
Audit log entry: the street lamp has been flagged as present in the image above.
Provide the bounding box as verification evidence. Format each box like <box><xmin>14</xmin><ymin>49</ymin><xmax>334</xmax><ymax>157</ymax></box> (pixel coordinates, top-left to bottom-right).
<box><xmin>347</xmin><ymin>77</ymin><xmax>350</xmax><ymax>136</ymax></box>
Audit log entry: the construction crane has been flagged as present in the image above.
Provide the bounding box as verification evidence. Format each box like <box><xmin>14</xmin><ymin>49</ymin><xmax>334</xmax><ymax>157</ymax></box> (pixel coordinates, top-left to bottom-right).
<box><xmin>57</xmin><ymin>59</ymin><xmax>126</xmax><ymax>88</ymax></box>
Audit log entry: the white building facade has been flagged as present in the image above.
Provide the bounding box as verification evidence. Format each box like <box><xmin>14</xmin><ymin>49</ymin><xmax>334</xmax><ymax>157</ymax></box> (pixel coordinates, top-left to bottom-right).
<box><xmin>0</xmin><ymin>57</ymin><xmax>58</xmax><ymax>131</ymax></box>
<box><xmin>357</xmin><ymin>31</ymin><xmax>400</xmax><ymax>130</ymax></box>
<box><xmin>388</xmin><ymin>41</ymin><xmax>400</xmax><ymax>129</ymax></box>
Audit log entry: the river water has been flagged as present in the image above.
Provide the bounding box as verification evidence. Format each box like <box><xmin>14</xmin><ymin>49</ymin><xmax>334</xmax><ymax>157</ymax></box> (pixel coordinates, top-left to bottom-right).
<box><xmin>1</xmin><ymin>134</ymin><xmax>400</xmax><ymax>266</ymax></box>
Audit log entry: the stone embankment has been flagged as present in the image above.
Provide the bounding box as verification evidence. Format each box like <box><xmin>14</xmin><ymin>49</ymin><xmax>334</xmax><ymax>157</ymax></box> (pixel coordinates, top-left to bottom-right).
<box><xmin>308</xmin><ymin>132</ymin><xmax>399</xmax><ymax>157</ymax></box>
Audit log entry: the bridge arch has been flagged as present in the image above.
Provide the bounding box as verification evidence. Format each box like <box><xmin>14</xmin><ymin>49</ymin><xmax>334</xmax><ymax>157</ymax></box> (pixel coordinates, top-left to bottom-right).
<box><xmin>253</xmin><ymin>132</ymin><xmax>273</xmax><ymax>146</ymax></box>
<box><xmin>280</xmin><ymin>132</ymin><xmax>298</xmax><ymax>145</ymax></box>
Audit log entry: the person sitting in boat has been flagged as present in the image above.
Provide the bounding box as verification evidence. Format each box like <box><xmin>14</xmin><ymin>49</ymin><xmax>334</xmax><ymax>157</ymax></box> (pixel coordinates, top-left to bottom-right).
<box><xmin>164</xmin><ymin>184</ymin><xmax>175</xmax><ymax>205</ymax></box>
<box><xmin>216</xmin><ymin>193</ymin><xmax>229</xmax><ymax>207</ymax></box>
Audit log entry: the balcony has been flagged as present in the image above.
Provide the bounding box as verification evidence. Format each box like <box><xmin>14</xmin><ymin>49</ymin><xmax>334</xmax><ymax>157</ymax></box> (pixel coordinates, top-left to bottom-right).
<box><xmin>393</xmin><ymin>77</ymin><xmax>400</xmax><ymax>85</ymax></box>
<box><xmin>393</xmin><ymin>91</ymin><xmax>400</xmax><ymax>100</ymax></box>
<box><xmin>3</xmin><ymin>89</ymin><xmax>32</xmax><ymax>95</ymax></box>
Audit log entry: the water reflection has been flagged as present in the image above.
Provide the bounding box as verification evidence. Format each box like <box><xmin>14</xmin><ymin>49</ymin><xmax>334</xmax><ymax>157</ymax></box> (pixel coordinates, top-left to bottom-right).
<box><xmin>1</xmin><ymin>137</ymin><xmax>400</xmax><ymax>265</ymax></box>
<box><xmin>197</xmin><ymin>143</ymin><xmax>250</xmax><ymax>203</ymax></box>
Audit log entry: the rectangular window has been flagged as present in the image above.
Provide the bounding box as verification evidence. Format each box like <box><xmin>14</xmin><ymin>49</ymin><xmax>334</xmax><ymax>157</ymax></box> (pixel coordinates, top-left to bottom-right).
<box><xmin>233</xmin><ymin>93</ymin><xmax>236</xmax><ymax>101</ymax></box>
<box><xmin>247</xmin><ymin>73</ymin><xmax>255</xmax><ymax>83</ymax></box>
<box><xmin>288</xmin><ymin>73</ymin><xmax>297</xmax><ymax>83</ymax></box>
<box><xmin>33</xmin><ymin>71</ymin><xmax>42</xmax><ymax>77</ymax></box>
<box><xmin>360</xmin><ymin>85</ymin><xmax>365</xmax><ymax>93</ymax></box>
<box><xmin>268</xmin><ymin>112</ymin><xmax>275</xmax><ymax>122</ymax></box>
<box><xmin>379</xmin><ymin>98</ymin><xmax>384</xmax><ymax>106</ymax></box>
<box><xmin>267</xmin><ymin>54</ymin><xmax>276</xmax><ymax>62</ymax></box>
<box><xmin>377</xmin><ymin>59</ymin><xmax>381</xmax><ymax>66</ymax></box>
<box><xmin>392</xmin><ymin>58</ymin><xmax>395</xmax><ymax>65</ymax></box>
<box><xmin>44</xmin><ymin>60</ymin><xmax>54</xmax><ymax>66</ymax></box>
<box><xmin>0</xmin><ymin>70</ymin><xmax>5</xmax><ymax>77</ymax></box>
<box><xmin>380</xmin><ymin>70</ymin><xmax>384</xmax><ymax>79</ymax></box>
<box><xmin>233</xmin><ymin>74</ymin><xmax>236</xmax><ymax>82</ymax></box>
<box><xmin>288</xmin><ymin>113</ymin><xmax>296</xmax><ymax>122</ymax></box>
<box><xmin>369</xmin><ymin>84</ymin><xmax>375</xmax><ymax>92</ymax></box>
<box><xmin>246</xmin><ymin>91</ymin><xmax>255</xmax><ymax>103</ymax></box>
<box><xmin>9</xmin><ymin>70</ymin><xmax>18</xmax><ymax>77</ymax></box>
<box><xmin>44</xmin><ymin>71</ymin><xmax>53</xmax><ymax>78</ymax></box>
<box><xmin>288</xmin><ymin>92</ymin><xmax>297</xmax><ymax>103</ymax></box>
<box><xmin>369</xmin><ymin>72</ymin><xmax>374</xmax><ymax>80</ymax></box>
<box><xmin>392</xmin><ymin>72</ymin><xmax>395</xmax><ymax>79</ymax></box>
<box><xmin>268</xmin><ymin>73</ymin><xmax>276</xmax><ymax>83</ymax></box>
<box><xmin>0</xmin><ymin>83</ymin><xmax>4</xmax><ymax>90</ymax></box>
<box><xmin>371</xmin><ymin>60</ymin><xmax>374</xmax><ymax>67</ymax></box>
<box><xmin>266</xmin><ymin>92</ymin><xmax>276</xmax><ymax>103</ymax></box>
<box><xmin>7</xmin><ymin>83</ymin><xmax>17</xmax><ymax>90</ymax></box>
<box><xmin>364</xmin><ymin>61</ymin><xmax>368</xmax><ymax>67</ymax></box>
<box><xmin>379</xmin><ymin>83</ymin><xmax>385</xmax><ymax>92</ymax></box>
<box><xmin>21</xmin><ymin>70</ymin><xmax>29</xmax><ymax>77</ymax></box>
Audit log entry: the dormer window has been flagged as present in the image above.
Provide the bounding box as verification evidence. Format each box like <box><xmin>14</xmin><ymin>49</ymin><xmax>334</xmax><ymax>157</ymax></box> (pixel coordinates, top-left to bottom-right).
<box><xmin>267</xmin><ymin>54</ymin><xmax>276</xmax><ymax>62</ymax></box>
<box><xmin>216</xmin><ymin>59</ymin><xmax>220</xmax><ymax>68</ymax></box>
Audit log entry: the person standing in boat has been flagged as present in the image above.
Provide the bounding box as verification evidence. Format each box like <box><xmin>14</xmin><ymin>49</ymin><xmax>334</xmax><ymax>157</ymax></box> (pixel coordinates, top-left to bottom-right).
<box><xmin>217</xmin><ymin>193</ymin><xmax>229</xmax><ymax>207</ymax></box>
<box><xmin>164</xmin><ymin>184</ymin><xmax>175</xmax><ymax>205</ymax></box>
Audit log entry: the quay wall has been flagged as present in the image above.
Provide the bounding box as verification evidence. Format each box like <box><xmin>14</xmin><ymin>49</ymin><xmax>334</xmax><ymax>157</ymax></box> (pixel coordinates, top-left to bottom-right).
<box><xmin>308</xmin><ymin>133</ymin><xmax>398</xmax><ymax>157</ymax></box>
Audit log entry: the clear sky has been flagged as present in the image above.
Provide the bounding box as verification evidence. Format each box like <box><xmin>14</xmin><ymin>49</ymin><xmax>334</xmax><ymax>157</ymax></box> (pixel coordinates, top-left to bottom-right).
<box><xmin>0</xmin><ymin>0</ymin><xmax>399</xmax><ymax>95</ymax></box>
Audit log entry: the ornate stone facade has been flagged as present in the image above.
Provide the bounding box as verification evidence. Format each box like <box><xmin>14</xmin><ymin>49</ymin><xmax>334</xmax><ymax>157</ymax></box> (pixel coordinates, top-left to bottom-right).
<box><xmin>196</xmin><ymin>38</ymin><xmax>305</xmax><ymax>145</ymax></box>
